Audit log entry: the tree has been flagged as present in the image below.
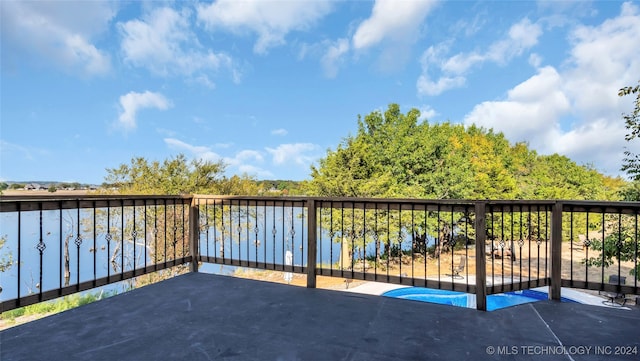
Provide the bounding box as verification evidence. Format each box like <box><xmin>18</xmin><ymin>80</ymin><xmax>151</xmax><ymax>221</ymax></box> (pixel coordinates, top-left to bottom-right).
<box><xmin>584</xmin><ymin>214</ymin><xmax>640</xmax><ymax>281</ymax></box>
<box><xmin>0</xmin><ymin>235</ymin><xmax>14</xmax><ymax>272</ymax></box>
<box><xmin>306</xmin><ymin>104</ymin><xmax>618</xmax><ymax>201</ymax></box>
<box><xmin>98</xmin><ymin>154</ymin><xmax>261</xmax><ymax>286</ymax></box>
<box><xmin>619</xmin><ymin>180</ymin><xmax>640</xmax><ymax>201</ymax></box>
<box><xmin>306</xmin><ymin>104</ymin><xmax>623</xmax><ymax>263</ymax></box>
<box><xmin>102</xmin><ymin>154</ymin><xmax>259</xmax><ymax>195</ymax></box>
<box><xmin>48</xmin><ymin>185</ymin><xmax>57</xmax><ymax>193</ymax></box>
<box><xmin>619</xmin><ymin>80</ymin><xmax>640</xmax><ymax>180</ymax></box>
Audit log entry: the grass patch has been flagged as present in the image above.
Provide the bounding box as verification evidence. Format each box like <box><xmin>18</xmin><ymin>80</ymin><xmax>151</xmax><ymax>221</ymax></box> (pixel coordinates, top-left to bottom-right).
<box><xmin>1</xmin><ymin>290</ymin><xmax>115</xmax><ymax>322</ymax></box>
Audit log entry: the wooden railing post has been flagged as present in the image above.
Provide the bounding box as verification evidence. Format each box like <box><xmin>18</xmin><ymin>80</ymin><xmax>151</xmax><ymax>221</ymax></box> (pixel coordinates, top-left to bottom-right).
<box><xmin>189</xmin><ymin>197</ymin><xmax>200</xmax><ymax>273</ymax></box>
<box><xmin>306</xmin><ymin>199</ymin><xmax>317</xmax><ymax>288</ymax></box>
<box><xmin>475</xmin><ymin>201</ymin><xmax>487</xmax><ymax>311</ymax></box>
<box><xmin>550</xmin><ymin>201</ymin><xmax>563</xmax><ymax>300</ymax></box>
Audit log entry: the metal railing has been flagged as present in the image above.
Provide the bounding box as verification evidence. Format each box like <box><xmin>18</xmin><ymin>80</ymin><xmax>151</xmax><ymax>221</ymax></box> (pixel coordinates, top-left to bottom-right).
<box><xmin>2</xmin><ymin>195</ymin><xmax>638</xmax><ymax>312</ymax></box>
<box><xmin>0</xmin><ymin>195</ymin><xmax>193</xmax><ymax>312</ymax></box>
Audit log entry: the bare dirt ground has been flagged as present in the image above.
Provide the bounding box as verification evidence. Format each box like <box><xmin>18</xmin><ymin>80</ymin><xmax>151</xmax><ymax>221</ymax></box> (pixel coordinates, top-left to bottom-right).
<box><xmin>234</xmin><ymin>240</ymin><xmax>636</xmax><ymax>290</ymax></box>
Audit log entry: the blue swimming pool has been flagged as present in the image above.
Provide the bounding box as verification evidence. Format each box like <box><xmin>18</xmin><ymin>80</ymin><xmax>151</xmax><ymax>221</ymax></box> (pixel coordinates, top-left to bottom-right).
<box><xmin>382</xmin><ymin>287</ymin><xmax>578</xmax><ymax>311</ymax></box>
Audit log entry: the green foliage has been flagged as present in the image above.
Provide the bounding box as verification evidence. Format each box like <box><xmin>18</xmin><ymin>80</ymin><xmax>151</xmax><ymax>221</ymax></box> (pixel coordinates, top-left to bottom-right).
<box><xmin>0</xmin><ymin>291</ymin><xmax>114</xmax><ymax>322</ymax></box>
<box><xmin>619</xmin><ymin>180</ymin><xmax>640</xmax><ymax>201</ymax></box>
<box><xmin>583</xmin><ymin>215</ymin><xmax>640</xmax><ymax>280</ymax></box>
<box><xmin>9</xmin><ymin>183</ymin><xmax>24</xmax><ymax>189</ymax></box>
<box><xmin>619</xmin><ymin>81</ymin><xmax>640</xmax><ymax>180</ymax></box>
<box><xmin>257</xmin><ymin>180</ymin><xmax>304</xmax><ymax>195</ymax></box>
<box><xmin>306</xmin><ymin>104</ymin><xmax>618</xmax><ymax>200</ymax></box>
<box><xmin>0</xmin><ymin>235</ymin><xmax>14</xmax><ymax>272</ymax></box>
<box><xmin>102</xmin><ymin>154</ymin><xmax>259</xmax><ymax>195</ymax></box>
<box><xmin>47</xmin><ymin>185</ymin><xmax>57</xmax><ymax>192</ymax></box>
<box><xmin>0</xmin><ymin>182</ymin><xmax>8</xmax><ymax>191</ymax></box>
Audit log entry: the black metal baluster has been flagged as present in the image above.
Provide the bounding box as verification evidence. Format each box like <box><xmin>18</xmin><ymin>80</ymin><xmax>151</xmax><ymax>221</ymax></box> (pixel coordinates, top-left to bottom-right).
<box><xmin>144</xmin><ymin>201</ymin><xmax>148</xmax><ymax>270</ymax></box>
<box><xmin>301</xmin><ymin>202</ymin><xmax>305</xmax><ymax>272</ymax></box>
<box><xmin>398</xmin><ymin>205</ymin><xmax>403</xmax><ymax>282</ymax></box>
<box><xmin>263</xmin><ymin>203</ymin><xmax>267</xmax><ymax>267</ymax></box>
<box><xmin>93</xmin><ymin>202</ymin><xmax>97</xmax><ymax>286</ymax></box>
<box><xmin>585</xmin><ymin>210</ymin><xmax>590</xmax><ymax>286</ymax></box>
<box><xmin>58</xmin><ymin>204</ymin><xmax>63</xmax><ymax>295</ymax></box>
<box><xmin>500</xmin><ymin>206</ymin><xmax>505</xmax><ymax>291</ymax></box>
<box><xmin>617</xmin><ymin>211</ymin><xmax>623</xmax><ymax>286</ymax></box>
<box><xmin>410</xmin><ymin>205</ymin><xmax>414</xmax><ymax>282</ymax></box>
<box><xmin>569</xmin><ymin>206</ymin><xmax>574</xmax><ymax>285</ymax></box>
<box><xmin>163</xmin><ymin>199</ymin><xmax>168</xmax><ymax>267</ymax></box>
<box><xmin>351</xmin><ymin>204</ymin><xmax>355</xmax><ymax>278</ymax></box>
<box><xmin>153</xmin><ymin>200</ymin><xmax>158</xmax><ymax>271</ymax></box>
<box><xmin>452</xmin><ymin>207</ymin><xmax>458</xmax><ymax>290</ymax></box>
<box><xmin>182</xmin><ymin>200</ymin><xmax>186</xmax><ymax>259</ymax></box>
<box><xmin>527</xmin><ymin>207</ymin><xmax>532</xmax><ymax>288</ymax></box>
<box><xmin>132</xmin><ymin>203</ymin><xmax>137</xmax><ymax>273</ymax></box>
<box><xmin>254</xmin><ymin>201</ymin><xmax>259</xmax><ymax>267</ymax></box>
<box><xmin>635</xmin><ymin>212</ymin><xmax>639</xmax><ymax>289</ymax></box>
<box><xmin>173</xmin><ymin>199</ymin><xmax>178</xmax><ymax>262</ymax></box>
<box><xmin>518</xmin><ymin>209</ymin><xmax>523</xmax><ymax>286</ymax></box>
<box><xmin>213</xmin><ymin>200</ymin><xmax>218</xmax><ymax>261</ymax></box>
<box><xmin>330</xmin><ymin>201</ymin><xmax>334</xmax><ymax>273</ymax></box>
<box><xmin>510</xmin><ymin>205</ymin><xmax>514</xmax><ymax>287</ymax></box>
<box><xmin>489</xmin><ymin>206</ymin><xmax>495</xmax><ymax>288</ymax></box>
<box><xmin>423</xmin><ymin>206</ymin><xmax>427</xmax><ymax>284</ymax></box>
<box><xmin>386</xmin><ymin>203</ymin><xmax>390</xmax><ymax>281</ymax></box>
<box><xmin>76</xmin><ymin>201</ymin><xmax>82</xmax><ymax>290</ymax></box>
<box><xmin>601</xmin><ymin>211</ymin><xmax>606</xmax><ymax>284</ymax></box>
<box><xmin>107</xmin><ymin>203</ymin><xmax>112</xmax><ymax>279</ymax></box>
<box><xmin>120</xmin><ymin>200</ymin><xmax>124</xmax><ymax>279</ymax></box>
<box><xmin>340</xmin><ymin>202</ymin><xmax>344</xmax><ymax>277</ymax></box>
<box><xmin>271</xmin><ymin>203</ymin><xmax>276</xmax><ymax>268</ymax></box>
<box><xmin>536</xmin><ymin>207</ymin><xmax>541</xmax><ymax>282</ymax></box>
<box><xmin>246</xmin><ymin>202</ymin><xmax>250</xmax><ymax>265</ymax></box>
<box><xmin>281</xmin><ymin>203</ymin><xmax>285</xmax><ymax>270</ymax></box>
<box><xmin>37</xmin><ymin>203</ymin><xmax>45</xmax><ymax>301</ymax></box>
<box><xmin>544</xmin><ymin>206</ymin><xmax>549</xmax><ymax>280</ymax></box>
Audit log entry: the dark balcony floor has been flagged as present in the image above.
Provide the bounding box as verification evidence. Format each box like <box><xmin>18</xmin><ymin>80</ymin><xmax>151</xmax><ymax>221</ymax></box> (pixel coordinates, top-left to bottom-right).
<box><xmin>1</xmin><ymin>272</ymin><xmax>639</xmax><ymax>361</ymax></box>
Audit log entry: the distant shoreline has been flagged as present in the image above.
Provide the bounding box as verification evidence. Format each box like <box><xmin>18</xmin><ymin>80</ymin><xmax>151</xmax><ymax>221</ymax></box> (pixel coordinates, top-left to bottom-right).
<box><xmin>1</xmin><ymin>189</ymin><xmax>91</xmax><ymax>196</ymax></box>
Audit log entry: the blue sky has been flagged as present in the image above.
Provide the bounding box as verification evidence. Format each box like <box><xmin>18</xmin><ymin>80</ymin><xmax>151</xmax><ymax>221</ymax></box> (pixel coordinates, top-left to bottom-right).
<box><xmin>1</xmin><ymin>0</ymin><xmax>639</xmax><ymax>185</ymax></box>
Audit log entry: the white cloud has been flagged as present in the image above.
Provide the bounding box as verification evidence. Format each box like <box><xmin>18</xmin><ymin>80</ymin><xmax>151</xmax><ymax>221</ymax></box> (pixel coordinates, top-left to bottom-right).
<box><xmin>321</xmin><ymin>38</ymin><xmax>350</xmax><ymax>78</ymax></box>
<box><xmin>1</xmin><ymin>0</ymin><xmax>114</xmax><ymax>75</ymax></box>
<box><xmin>352</xmin><ymin>0</ymin><xmax>437</xmax><ymax>50</ymax></box>
<box><xmin>418</xmin><ymin>106</ymin><xmax>438</xmax><ymax>121</ymax></box>
<box><xmin>117</xmin><ymin>91</ymin><xmax>172</xmax><ymax>131</ymax></box>
<box><xmin>563</xmin><ymin>2</ymin><xmax>640</xmax><ymax>120</ymax></box>
<box><xmin>416</xmin><ymin>42</ymin><xmax>466</xmax><ymax>95</ymax></box>
<box><xmin>237</xmin><ymin>165</ymin><xmax>274</xmax><ymax>178</ymax></box>
<box><xmin>197</xmin><ymin>0</ymin><xmax>333</xmax><ymax>54</ymax></box>
<box><xmin>119</xmin><ymin>6</ymin><xmax>236</xmax><ymax>82</ymax></box>
<box><xmin>463</xmin><ymin>2</ymin><xmax>640</xmax><ymax>177</ymax></box>
<box><xmin>271</xmin><ymin>129</ymin><xmax>288</xmax><ymax>136</ymax></box>
<box><xmin>528</xmin><ymin>53</ymin><xmax>543</xmax><ymax>67</ymax></box>
<box><xmin>0</xmin><ymin>140</ymin><xmax>36</xmax><ymax>161</ymax></box>
<box><xmin>164</xmin><ymin>138</ymin><xmax>274</xmax><ymax>178</ymax></box>
<box><xmin>266</xmin><ymin>143</ymin><xmax>319</xmax><ymax>165</ymax></box>
<box><xmin>350</xmin><ymin>0</ymin><xmax>438</xmax><ymax>72</ymax></box>
<box><xmin>417</xmin><ymin>74</ymin><xmax>466</xmax><ymax>97</ymax></box>
<box><xmin>192</xmin><ymin>75</ymin><xmax>216</xmax><ymax>89</ymax></box>
<box><xmin>164</xmin><ymin>138</ymin><xmax>223</xmax><ymax>162</ymax></box>
<box><xmin>418</xmin><ymin>18</ymin><xmax>542</xmax><ymax>96</ymax></box>
<box><xmin>464</xmin><ymin>66</ymin><xmax>570</xmax><ymax>146</ymax></box>
<box><xmin>236</xmin><ymin>150</ymin><xmax>264</xmax><ymax>163</ymax></box>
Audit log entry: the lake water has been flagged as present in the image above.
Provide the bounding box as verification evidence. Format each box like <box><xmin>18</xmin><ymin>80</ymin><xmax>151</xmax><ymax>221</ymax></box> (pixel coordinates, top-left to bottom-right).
<box><xmin>1</xmin><ymin>204</ymin><xmax>441</xmax><ymax>301</ymax></box>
